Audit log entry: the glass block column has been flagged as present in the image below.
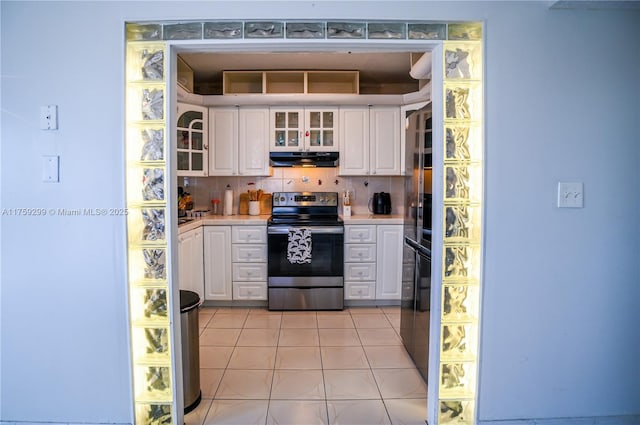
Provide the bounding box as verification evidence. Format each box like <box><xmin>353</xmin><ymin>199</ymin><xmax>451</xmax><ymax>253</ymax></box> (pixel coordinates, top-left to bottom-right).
<box><xmin>125</xmin><ymin>39</ymin><xmax>177</xmax><ymax>425</ymax></box>
<box><xmin>438</xmin><ymin>33</ymin><xmax>483</xmax><ymax>424</ymax></box>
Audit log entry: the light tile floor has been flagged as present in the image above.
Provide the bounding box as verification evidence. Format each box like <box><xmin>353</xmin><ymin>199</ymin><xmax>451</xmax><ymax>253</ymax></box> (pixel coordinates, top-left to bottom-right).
<box><xmin>185</xmin><ymin>306</ymin><xmax>427</xmax><ymax>425</ymax></box>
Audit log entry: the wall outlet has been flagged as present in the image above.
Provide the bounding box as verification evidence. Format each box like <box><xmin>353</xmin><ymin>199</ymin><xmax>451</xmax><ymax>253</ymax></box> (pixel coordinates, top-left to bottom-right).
<box><xmin>557</xmin><ymin>182</ymin><xmax>583</xmax><ymax>208</ymax></box>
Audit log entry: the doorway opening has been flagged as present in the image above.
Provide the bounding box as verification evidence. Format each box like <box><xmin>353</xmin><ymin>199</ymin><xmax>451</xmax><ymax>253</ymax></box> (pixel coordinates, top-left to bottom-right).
<box><xmin>125</xmin><ymin>22</ymin><xmax>483</xmax><ymax>425</ymax></box>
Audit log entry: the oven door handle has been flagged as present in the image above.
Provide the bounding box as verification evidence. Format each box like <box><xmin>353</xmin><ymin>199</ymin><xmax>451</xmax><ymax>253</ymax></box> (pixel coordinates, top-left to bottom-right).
<box><xmin>268</xmin><ymin>226</ymin><xmax>344</xmax><ymax>235</ymax></box>
<box><xmin>404</xmin><ymin>236</ymin><xmax>431</xmax><ymax>259</ymax></box>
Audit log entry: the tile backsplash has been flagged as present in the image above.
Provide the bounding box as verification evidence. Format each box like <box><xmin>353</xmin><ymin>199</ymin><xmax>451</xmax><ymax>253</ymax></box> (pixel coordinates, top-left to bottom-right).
<box><xmin>179</xmin><ymin>169</ymin><xmax>405</xmax><ymax>216</ymax></box>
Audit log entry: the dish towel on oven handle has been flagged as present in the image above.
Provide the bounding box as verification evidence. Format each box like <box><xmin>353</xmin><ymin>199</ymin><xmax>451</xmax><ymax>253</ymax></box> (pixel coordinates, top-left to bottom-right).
<box><xmin>287</xmin><ymin>227</ymin><xmax>312</xmax><ymax>264</ymax></box>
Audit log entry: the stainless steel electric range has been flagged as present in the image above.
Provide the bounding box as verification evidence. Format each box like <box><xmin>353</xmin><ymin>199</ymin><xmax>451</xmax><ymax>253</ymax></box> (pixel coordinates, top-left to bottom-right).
<box><xmin>267</xmin><ymin>191</ymin><xmax>344</xmax><ymax>310</ymax></box>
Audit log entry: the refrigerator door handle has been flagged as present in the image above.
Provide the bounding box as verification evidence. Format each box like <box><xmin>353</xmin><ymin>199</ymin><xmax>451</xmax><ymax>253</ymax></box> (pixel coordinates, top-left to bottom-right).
<box><xmin>404</xmin><ymin>236</ymin><xmax>432</xmax><ymax>260</ymax></box>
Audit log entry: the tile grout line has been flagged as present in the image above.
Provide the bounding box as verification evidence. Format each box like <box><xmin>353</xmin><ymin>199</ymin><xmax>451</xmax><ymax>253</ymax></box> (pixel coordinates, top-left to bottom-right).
<box><xmin>316</xmin><ymin>312</ymin><xmax>331</xmax><ymax>425</ymax></box>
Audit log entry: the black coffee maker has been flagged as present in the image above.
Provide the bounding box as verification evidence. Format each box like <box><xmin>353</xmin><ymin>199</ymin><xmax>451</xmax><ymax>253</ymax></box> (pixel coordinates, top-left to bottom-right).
<box><xmin>372</xmin><ymin>192</ymin><xmax>392</xmax><ymax>214</ymax></box>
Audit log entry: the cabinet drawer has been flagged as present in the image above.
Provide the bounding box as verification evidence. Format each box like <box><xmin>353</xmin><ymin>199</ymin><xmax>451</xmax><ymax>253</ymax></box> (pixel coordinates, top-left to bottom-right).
<box><xmin>345</xmin><ymin>244</ymin><xmax>376</xmax><ymax>262</ymax></box>
<box><xmin>232</xmin><ymin>244</ymin><xmax>267</xmax><ymax>262</ymax></box>
<box><xmin>345</xmin><ymin>282</ymin><xmax>375</xmax><ymax>300</ymax></box>
<box><xmin>345</xmin><ymin>225</ymin><xmax>376</xmax><ymax>243</ymax></box>
<box><xmin>233</xmin><ymin>282</ymin><xmax>267</xmax><ymax>300</ymax></box>
<box><xmin>345</xmin><ymin>263</ymin><xmax>376</xmax><ymax>281</ymax></box>
<box><xmin>232</xmin><ymin>226</ymin><xmax>267</xmax><ymax>243</ymax></box>
<box><xmin>232</xmin><ymin>263</ymin><xmax>267</xmax><ymax>281</ymax></box>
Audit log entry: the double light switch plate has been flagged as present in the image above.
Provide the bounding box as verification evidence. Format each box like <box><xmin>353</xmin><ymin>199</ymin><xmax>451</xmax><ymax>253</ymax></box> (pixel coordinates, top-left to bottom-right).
<box><xmin>557</xmin><ymin>182</ymin><xmax>583</xmax><ymax>208</ymax></box>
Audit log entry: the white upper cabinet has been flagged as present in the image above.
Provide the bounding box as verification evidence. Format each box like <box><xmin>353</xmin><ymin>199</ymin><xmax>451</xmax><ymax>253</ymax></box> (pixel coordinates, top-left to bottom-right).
<box><xmin>177</xmin><ymin>103</ymin><xmax>208</xmax><ymax>176</ymax></box>
<box><xmin>370</xmin><ymin>107</ymin><xmax>401</xmax><ymax>175</ymax></box>
<box><xmin>209</xmin><ymin>106</ymin><xmax>270</xmax><ymax>176</ymax></box>
<box><xmin>339</xmin><ymin>106</ymin><xmax>401</xmax><ymax>176</ymax></box>
<box><xmin>270</xmin><ymin>107</ymin><xmax>338</xmax><ymax>152</ymax></box>
<box><xmin>208</xmin><ymin>107</ymin><xmax>238</xmax><ymax>175</ymax></box>
<box><xmin>339</xmin><ymin>107</ymin><xmax>369</xmax><ymax>175</ymax></box>
<box><xmin>238</xmin><ymin>107</ymin><xmax>270</xmax><ymax>175</ymax></box>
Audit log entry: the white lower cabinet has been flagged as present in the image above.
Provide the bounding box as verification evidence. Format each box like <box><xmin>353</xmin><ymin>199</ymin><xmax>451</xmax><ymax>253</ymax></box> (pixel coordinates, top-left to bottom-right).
<box><xmin>232</xmin><ymin>225</ymin><xmax>267</xmax><ymax>300</ymax></box>
<box><xmin>233</xmin><ymin>283</ymin><xmax>268</xmax><ymax>300</ymax></box>
<box><xmin>178</xmin><ymin>227</ymin><xmax>204</xmax><ymax>300</ymax></box>
<box><xmin>203</xmin><ymin>226</ymin><xmax>232</xmax><ymax>300</ymax></box>
<box><xmin>344</xmin><ymin>223</ymin><xmax>403</xmax><ymax>301</ymax></box>
<box><xmin>345</xmin><ymin>282</ymin><xmax>375</xmax><ymax>299</ymax></box>
<box><xmin>193</xmin><ymin>222</ymin><xmax>400</xmax><ymax>303</ymax></box>
<box><xmin>344</xmin><ymin>225</ymin><xmax>376</xmax><ymax>300</ymax></box>
<box><xmin>375</xmin><ymin>224</ymin><xmax>403</xmax><ymax>300</ymax></box>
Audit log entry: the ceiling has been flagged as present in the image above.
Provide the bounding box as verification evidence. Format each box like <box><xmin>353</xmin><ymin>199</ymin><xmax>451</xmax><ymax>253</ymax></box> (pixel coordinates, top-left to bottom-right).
<box><xmin>179</xmin><ymin>51</ymin><xmax>427</xmax><ymax>94</ymax></box>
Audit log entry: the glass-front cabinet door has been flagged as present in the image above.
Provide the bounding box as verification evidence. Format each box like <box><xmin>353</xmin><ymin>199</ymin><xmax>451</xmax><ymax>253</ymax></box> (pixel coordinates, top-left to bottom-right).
<box><xmin>177</xmin><ymin>103</ymin><xmax>208</xmax><ymax>176</ymax></box>
<box><xmin>270</xmin><ymin>107</ymin><xmax>303</xmax><ymax>152</ymax></box>
<box><xmin>306</xmin><ymin>108</ymin><xmax>337</xmax><ymax>152</ymax></box>
<box><xmin>270</xmin><ymin>107</ymin><xmax>338</xmax><ymax>152</ymax></box>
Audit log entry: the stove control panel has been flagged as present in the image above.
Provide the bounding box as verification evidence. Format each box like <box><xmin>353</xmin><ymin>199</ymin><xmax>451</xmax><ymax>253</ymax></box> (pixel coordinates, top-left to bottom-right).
<box><xmin>272</xmin><ymin>192</ymin><xmax>338</xmax><ymax>207</ymax></box>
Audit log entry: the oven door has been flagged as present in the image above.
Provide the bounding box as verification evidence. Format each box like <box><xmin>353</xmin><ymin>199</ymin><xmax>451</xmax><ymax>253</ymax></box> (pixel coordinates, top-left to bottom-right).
<box><xmin>267</xmin><ymin>225</ymin><xmax>344</xmax><ymax>287</ymax></box>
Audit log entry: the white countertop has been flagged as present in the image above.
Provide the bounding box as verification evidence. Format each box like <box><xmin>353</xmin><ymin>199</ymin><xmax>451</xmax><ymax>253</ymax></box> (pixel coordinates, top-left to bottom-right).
<box><xmin>178</xmin><ymin>214</ymin><xmax>269</xmax><ymax>233</ymax></box>
<box><xmin>341</xmin><ymin>214</ymin><xmax>404</xmax><ymax>225</ymax></box>
<box><xmin>178</xmin><ymin>213</ymin><xmax>403</xmax><ymax>233</ymax></box>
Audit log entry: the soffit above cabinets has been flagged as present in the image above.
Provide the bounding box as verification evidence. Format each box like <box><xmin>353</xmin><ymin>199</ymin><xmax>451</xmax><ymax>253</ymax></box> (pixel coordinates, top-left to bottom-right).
<box><xmin>179</xmin><ymin>51</ymin><xmax>428</xmax><ymax>95</ymax></box>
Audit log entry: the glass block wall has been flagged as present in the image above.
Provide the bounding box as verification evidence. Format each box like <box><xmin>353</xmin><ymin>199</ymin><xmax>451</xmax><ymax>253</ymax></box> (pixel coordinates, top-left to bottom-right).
<box><xmin>439</xmin><ymin>26</ymin><xmax>483</xmax><ymax>425</ymax></box>
<box><xmin>125</xmin><ymin>41</ymin><xmax>177</xmax><ymax>425</ymax></box>
<box><xmin>125</xmin><ymin>20</ymin><xmax>484</xmax><ymax>425</ymax></box>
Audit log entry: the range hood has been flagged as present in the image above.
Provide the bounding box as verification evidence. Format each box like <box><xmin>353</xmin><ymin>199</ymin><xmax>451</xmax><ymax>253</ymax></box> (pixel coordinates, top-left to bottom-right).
<box><xmin>269</xmin><ymin>151</ymin><xmax>339</xmax><ymax>167</ymax></box>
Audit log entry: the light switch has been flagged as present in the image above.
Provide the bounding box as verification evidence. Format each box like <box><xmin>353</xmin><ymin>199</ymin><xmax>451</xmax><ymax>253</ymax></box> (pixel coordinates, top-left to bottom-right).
<box><xmin>40</xmin><ymin>105</ymin><xmax>58</xmax><ymax>130</ymax></box>
<box><xmin>557</xmin><ymin>182</ymin><xmax>583</xmax><ymax>208</ymax></box>
<box><xmin>43</xmin><ymin>155</ymin><xmax>59</xmax><ymax>182</ymax></box>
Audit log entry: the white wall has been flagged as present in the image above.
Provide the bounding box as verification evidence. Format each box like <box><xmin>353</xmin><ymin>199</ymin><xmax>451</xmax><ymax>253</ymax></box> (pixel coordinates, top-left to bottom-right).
<box><xmin>475</xmin><ymin>4</ymin><xmax>640</xmax><ymax>424</ymax></box>
<box><xmin>479</xmin><ymin>4</ymin><xmax>640</xmax><ymax>423</ymax></box>
<box><xmin>1</xmin><ymin>1</ymin><xmax>638</xmax><ymax>424</ymax></box>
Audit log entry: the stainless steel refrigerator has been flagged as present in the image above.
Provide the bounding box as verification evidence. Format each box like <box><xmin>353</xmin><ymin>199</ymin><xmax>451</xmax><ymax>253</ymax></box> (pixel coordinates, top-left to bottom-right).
<box><xmin>400</xmin><ymin>103</ymin><xmax>433</xmax><ymax>382</ymax></box>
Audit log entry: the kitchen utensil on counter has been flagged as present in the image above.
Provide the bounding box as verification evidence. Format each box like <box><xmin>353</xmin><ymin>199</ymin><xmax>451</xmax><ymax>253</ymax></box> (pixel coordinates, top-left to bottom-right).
<box><xmin>259</xmin><ymin>193</ymin><xmax>272</xmax><ymax>214</ymax></box>
<box><xmin>239</xmin><ymin>193</ymin><xmax>250</xmax><ymax>215</ymax></box>
<box><xmin>241</xmin><ymin>190</ymin><xmax>272</xmax><ymax>215</ymax></box>
<box><xmin>342</xmin><ymin>190</ymin><xmax>352</xmax><ymax>217</ymax></box>
<box><xmin>249</xmin><ymin>201</ymin><xmax>260</xmax><ymax>216</ymax></box>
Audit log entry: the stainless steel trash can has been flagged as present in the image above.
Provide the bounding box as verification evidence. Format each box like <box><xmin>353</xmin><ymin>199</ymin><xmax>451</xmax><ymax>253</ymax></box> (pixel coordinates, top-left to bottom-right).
<box><xmin>180</xmin><ymin>290</ymin><xmax>201</xmax><ymax>414</ymax></box>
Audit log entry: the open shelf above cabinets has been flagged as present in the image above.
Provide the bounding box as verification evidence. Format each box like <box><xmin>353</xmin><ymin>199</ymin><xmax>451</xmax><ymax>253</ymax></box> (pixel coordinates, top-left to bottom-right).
<box><xmin>223</xmin><ymin>70</ymin><xmax>359</xmax><ymax>95</ymax></box>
